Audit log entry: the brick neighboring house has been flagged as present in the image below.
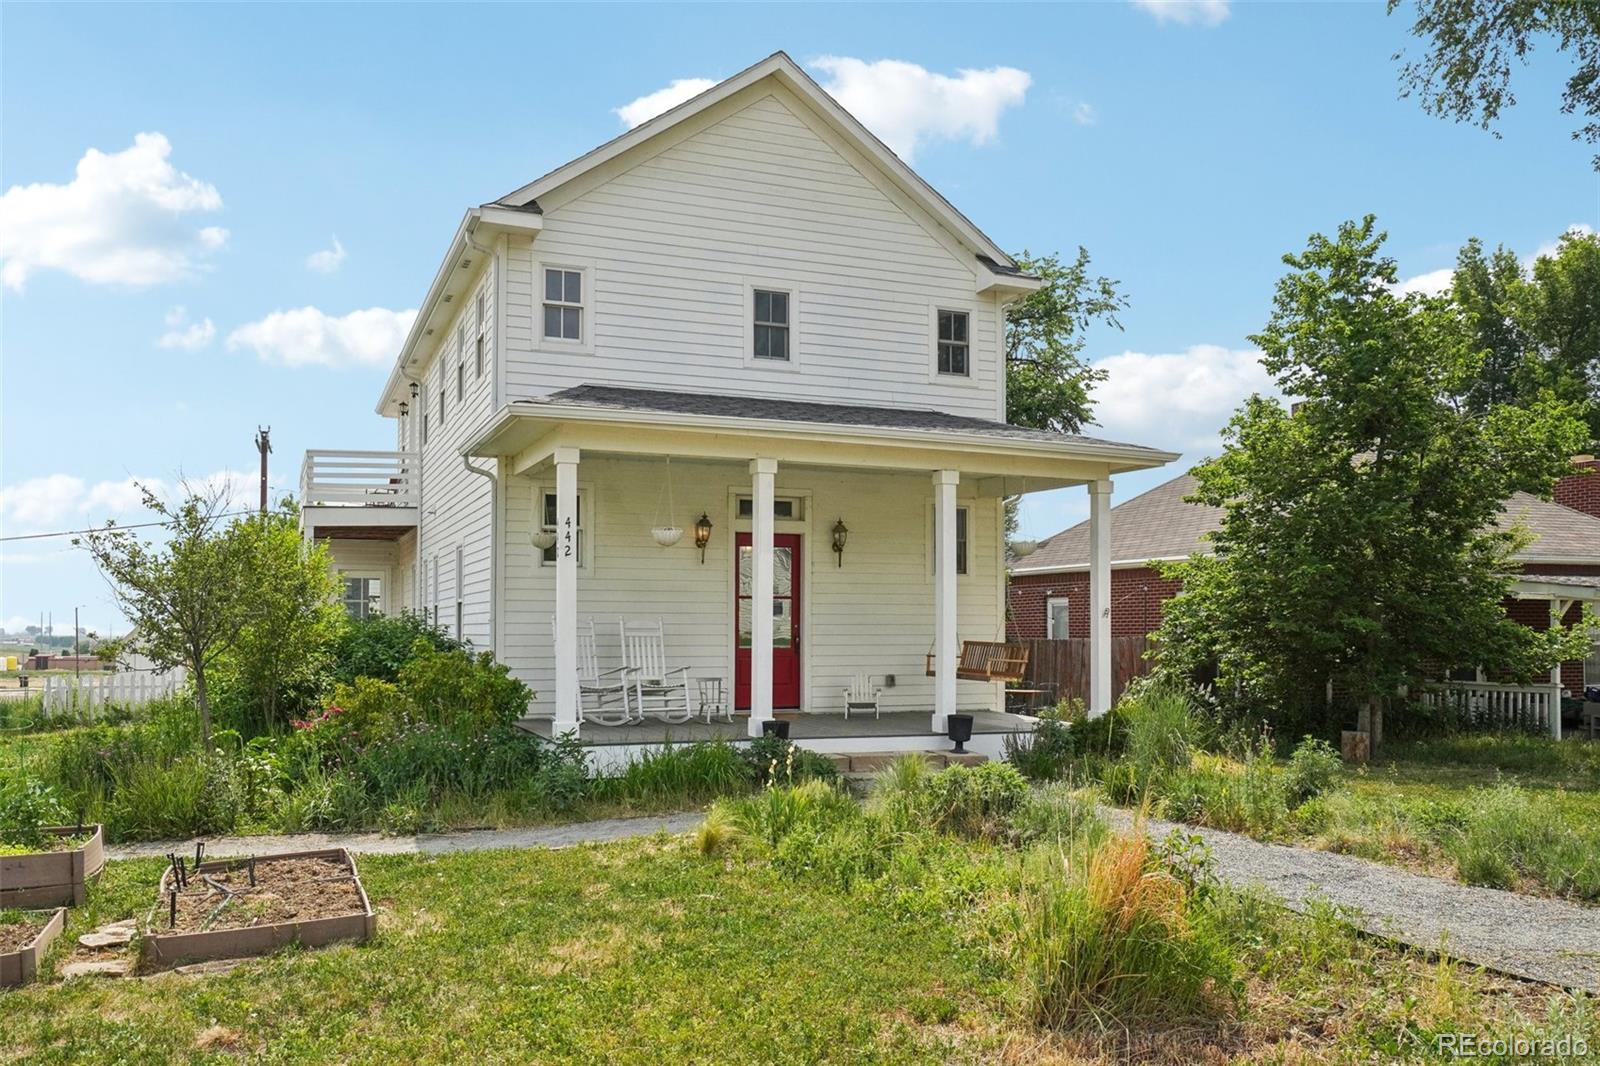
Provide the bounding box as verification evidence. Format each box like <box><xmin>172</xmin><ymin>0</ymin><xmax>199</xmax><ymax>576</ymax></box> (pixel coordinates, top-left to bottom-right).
<box><xmin>1009</xmin><ymin>458</ymin><xmax>1600</xmax><ymax>696</ymax></box>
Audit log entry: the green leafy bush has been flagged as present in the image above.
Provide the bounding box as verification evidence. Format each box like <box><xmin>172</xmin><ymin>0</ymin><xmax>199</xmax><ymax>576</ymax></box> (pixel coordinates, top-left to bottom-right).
<box><xmin>741</xmin><ymin>735</ymin><xmax>837</xmax><ymax>786</ymax></box>
<box><xmin>0</xmin><ymin>779</ymin><xmax>68</xmax><ymax>849</ymax></box>
<box><xmin>330</xmin><ymin>612</ymin><xmax>464</xmax><ymax>686</ymax></box>
<box><xmin>1283</xmin><ymin>736</ymin><xmax>1342</xmax><ymax>805</ymax></box>
<box><xmin>398</xmin><ymin>641</ymin><xmax>532</xmax><ymax>734</ymax></box>
<box><xmin>923</xmin><ymin>762</ymin><xmax>1028</xmax><ymax>838</ymax></box>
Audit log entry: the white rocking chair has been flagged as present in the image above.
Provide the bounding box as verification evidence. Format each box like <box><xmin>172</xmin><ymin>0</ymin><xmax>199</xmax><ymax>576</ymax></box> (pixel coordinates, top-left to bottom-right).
<box><xmin>619</xmin><ymin>619</ymin><xmax>694</xmax><ymax>724</ymax></box>
<box><xmin>842</xmin><ymin>674</ymin><xmax>882</xmax><ymax>720</ymax></box>
<box><xmin>552</xmin><ymin>616</ymin><xmax>634</xmax><ymax>725</ymax></box>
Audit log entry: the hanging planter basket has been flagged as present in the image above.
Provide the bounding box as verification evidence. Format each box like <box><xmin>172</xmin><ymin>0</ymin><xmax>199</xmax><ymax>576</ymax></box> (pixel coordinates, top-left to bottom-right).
<box><xmin>1010</xmin><ymin>539</ymin><xmax>1039</xmax><ymax>558</ymax></box>
<box><xmin>650</xmin><ymin>457</ymin><xmax>685</xmax><ymax>549</ymax></box>
<box><xmin>529</xmin><ymin>530</ymin><xmax>557</xmax><ymax>551</ymax></box>
<box><xmin>651</xmin><ymin>526</ymin><xmax>684</xmax><ymax>547</ymax></box>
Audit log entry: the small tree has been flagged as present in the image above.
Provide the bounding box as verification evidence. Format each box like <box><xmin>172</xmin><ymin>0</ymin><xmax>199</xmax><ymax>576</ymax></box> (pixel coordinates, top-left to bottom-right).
<box><xmin>217</xmin><ymin>505</ymin><xmax>345</xmax><ymax>734</ymax></box>
<box><xmin>1157</xmin><ymin>217</ymin><xmax>1594</xmax><ymax>745</ymax></box>
<box><xmin>77</xmin><ymin>482</ymin><xmax>253</xmax><ymax>748</ymax></box>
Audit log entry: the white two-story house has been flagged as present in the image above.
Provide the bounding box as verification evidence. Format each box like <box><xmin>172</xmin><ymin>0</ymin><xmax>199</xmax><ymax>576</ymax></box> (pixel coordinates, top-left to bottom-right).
<box><xmin>300</xmin><ymin>52</ymin><xmax>1176</xmax><ymax>753</ymax></box>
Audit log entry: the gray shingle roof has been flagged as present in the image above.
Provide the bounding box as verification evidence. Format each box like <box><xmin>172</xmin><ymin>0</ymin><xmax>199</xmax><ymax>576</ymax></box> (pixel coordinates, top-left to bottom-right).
<box><xmin>519</xmin><ymin>384</ymin><xmax>1170</xmax><ymax>452</ymax></box>
<box><xmin>1014</xmin><ymin>470</ymin><xmax>1600</xmax><ymax>572</ymax></box>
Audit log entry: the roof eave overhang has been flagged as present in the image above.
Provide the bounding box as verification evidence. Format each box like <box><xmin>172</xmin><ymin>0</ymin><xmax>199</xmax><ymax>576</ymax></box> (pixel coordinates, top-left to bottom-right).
<box><xmin>464</xmin><ymin>402</ymin><xmax>1179</xmax><ymax>476</ymax></box>
<box><xmin>1011</xmin><ymin>552</ymin><xmax>1204</xmax><ymax>577</ymax></box>
<box><xmin>374</xmin><ymin>207</ymin><xmax>544</xmax><ymax>416</ymax></box>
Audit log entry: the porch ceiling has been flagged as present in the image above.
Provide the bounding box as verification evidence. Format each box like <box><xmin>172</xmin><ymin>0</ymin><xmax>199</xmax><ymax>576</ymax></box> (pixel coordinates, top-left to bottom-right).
<box><xmin>467</xmin><ymin>387</ymin><xmax>1178</xmax><ymax>489</ymax></box>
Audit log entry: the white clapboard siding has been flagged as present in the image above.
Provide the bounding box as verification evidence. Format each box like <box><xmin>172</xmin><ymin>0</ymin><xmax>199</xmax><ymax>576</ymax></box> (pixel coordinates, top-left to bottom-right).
<box><xmin>41</xmin><ymin>669</ymin><xmax>187</xmax><ymax>718</ymax></box>
<box><xmin>500</xmin><ymin>457</ymin><xmax>1002</xmax><ymax>718</ymax></box>
<box><xmin>502</xmin><ymin>87</ymin><xmax>1005</xmax><ymax>421</ymax></box>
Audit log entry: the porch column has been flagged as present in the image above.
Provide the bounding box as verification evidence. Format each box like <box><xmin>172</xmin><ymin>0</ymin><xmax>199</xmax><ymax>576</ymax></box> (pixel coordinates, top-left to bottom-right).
<box><xmin>1088</xmin><ymin>478</ymin><xmax>1114</xmax><ymax>717</ymax></box>
<box><xmin>553</xmin><ymin>446</ymin><xmax>581</xmax><ymax>737</ymax></box>
<box><xmin>748</xmin><ymin>458</ymin><xmax>778</xmax><ymax>738</ymax></box>
<box><xmin>933</xmin><ymin>469</ymin><xmax>959</xmax><ymax>733</ymax></box>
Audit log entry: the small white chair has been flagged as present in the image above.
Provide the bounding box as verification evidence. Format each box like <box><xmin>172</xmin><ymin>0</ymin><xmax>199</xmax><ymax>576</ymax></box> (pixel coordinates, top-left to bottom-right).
<box><xmin>552</xmin><ymin>616</ymin><xmax>633</xmax><ymax>725</ymax></box>
<box><xmin>619</xmin><ymin>619</ymin><xmax>694</xmax><ymax>723</ymax></box>
<box><xmin>842</xmin><ymin>674</ymin><xmax>882</xmax><ymax>720</ymax></box>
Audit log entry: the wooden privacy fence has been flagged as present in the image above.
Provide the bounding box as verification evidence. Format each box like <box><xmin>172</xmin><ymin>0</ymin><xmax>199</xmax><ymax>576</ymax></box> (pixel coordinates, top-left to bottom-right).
<box><xmin>40</xmin><ymin>670</ymin><xmax>186</xmax><ymax>717</ymax></box>
<box><xmin>1013</xmin><ymin>637</ymin><xmax>1155</xmax><ymax>711</ymax></box>
<box><xmin>1418</xmin><ymin>680</ymin><xmax>1563</xmax><ymax>739</ymax></box>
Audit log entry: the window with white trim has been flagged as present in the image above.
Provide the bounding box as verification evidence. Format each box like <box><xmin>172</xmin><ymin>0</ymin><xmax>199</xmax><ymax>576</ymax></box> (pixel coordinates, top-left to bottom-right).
<box><xmin>436</xmin><ymin>362</ymin><xmax>446</xmax><ymax>428</ymax></box>
<box><xmin>429</xmin><ymin>553</ymin><xmax>440</xmax><ymax>624</ymax></box>
<box><xmin>339</xmin><ymin>576</ymin><xmax>382</xmax><ymax>620</ymax></box>
<box><xmin>931</xmin><ymin>506</ymin><xmax>969</xmax><ymax>576</ymax></box>
<box><xmin>474</xmin><ymin>292</ymin><xmax>486</xmax><ymax>377</ymax></box>
<box><xmin>420</xmin><ymin>387</ymin><xmax>430</xmax><ymax>445</ymax></box>
<box><xmin>1047</xmin><ymin>596</ymin><xmax>1070</xmax><ymax>639</ymax></box>
<box><xmin>454</xmin><ymin>544</ymin><xmax>465</xmax><ymax>639</ymax></box>
<box><xmin>936</xmin><ymin>310</ymin><xmax>970</xmax><ymax>376</ymax></box>
<box><xmin>455</xmin><ymin>326</ymin><xmax>465</xmax><ymax>401</ymax></box>
<box><xmin>539</xmin><ymin>490</ymin><xmax>585</xmax><ymax>566</ymax></box>
<box><xmin>542</xmin><ymin>268</ymin><xmax>583</xmax><ymax>342</ymax></box>
<box><xmin>752</xmin><ymin>289</ymin><xmax>790</xmax><ymax>361</ymax></box>
<box><xmin>736</xmin><ymin>495</ymin><xmax>803</xmax><ymax>521</ymax></box>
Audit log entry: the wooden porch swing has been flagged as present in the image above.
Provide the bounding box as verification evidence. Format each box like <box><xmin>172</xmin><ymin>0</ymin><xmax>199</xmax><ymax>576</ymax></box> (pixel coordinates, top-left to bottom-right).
<box><xmin>925</xmin><ymin>641</ymin><xmax>1031</xmax><ymax>683</ymax></box>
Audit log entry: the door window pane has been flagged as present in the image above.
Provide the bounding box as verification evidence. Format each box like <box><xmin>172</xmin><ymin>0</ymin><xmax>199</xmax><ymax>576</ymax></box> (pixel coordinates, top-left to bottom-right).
<box><xmin>771</xmin><ymin>599</ymin><xmax>792</xmax><ymax>647</ymax></box>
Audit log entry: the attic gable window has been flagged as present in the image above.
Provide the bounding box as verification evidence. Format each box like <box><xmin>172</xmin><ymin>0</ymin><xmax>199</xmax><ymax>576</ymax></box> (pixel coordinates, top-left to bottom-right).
<box><xmin>543</xmin><ymin>268</ymin><xmax>583</xmax><ymax>342</ymax></box>
<box><xmin>937</xmin><ymin>310</ymin><xmax>970</xmax><ymax>376</ymax></box>
<box><xmin>752</xmin><ymin>289</ymin><xmax>789</xmax><ymax>361</ymax></box>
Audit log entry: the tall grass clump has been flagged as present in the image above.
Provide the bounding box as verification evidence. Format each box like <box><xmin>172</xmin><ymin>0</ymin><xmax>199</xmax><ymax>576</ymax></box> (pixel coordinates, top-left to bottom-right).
<box><xmin>587</xmin><ymin>741</ymin><xmax>755</xmax><ymax>808</ymax></box>
<box><xmin>1122</xmin><ymin>684</ymin><xmax>1204</xmax><ymax>785</ymax></box>
<box><xmin>1012</xmin><ymin>830</ymin><xmax>1237</xmax><ymax>1031</ymax></box>
<box><xmin>1445</xmin><ymin>782</ymin><xmax>1600</xmax><ymax>900</ymax></box>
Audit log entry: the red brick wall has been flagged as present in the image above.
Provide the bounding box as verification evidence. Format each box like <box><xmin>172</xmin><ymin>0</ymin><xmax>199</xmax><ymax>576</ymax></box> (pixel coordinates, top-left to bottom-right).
<box><xmin>1007</xmin><ymin>567</ymin><xmax>1182</xmax><ymax>640</ymax></box>
<box><xmin>1554</xmin><ymin>457</ymin><xmax>1600</xmax><ymax>520</ymax></box>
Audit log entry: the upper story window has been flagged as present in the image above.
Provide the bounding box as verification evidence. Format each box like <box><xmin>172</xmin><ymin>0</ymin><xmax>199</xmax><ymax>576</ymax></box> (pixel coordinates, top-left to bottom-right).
<box><xmin>420</xmin><ymin>387</ymin><xmax>430</xmax><ymax>445</ymax></box>
<box><xmin>936</xmin><ymin>310</ymin><xmax>970</xmax><ymax>376</ymax></box>
<box><xmin>543</xmin><ymin>268</ymin><xmax>583</xmax><ymax>342</ymax></box>
<box><xmin>455</xmin><ymin>327</ymin><xmax>465</xmax><ymax>401</ymax></box>
<box><xmin>752</xmin><ymin>289</ymin><xmax>790</xmax><ymax>361</ymax></box>
<box><xmin>437</xmin><ymin>364</ymin><xmax>446</xmax><ymax>428</ymax></box>
<box><xmin>475</xmin><ymin>293</ymin><xmax>486</xmax><ymax>377</ymax></box>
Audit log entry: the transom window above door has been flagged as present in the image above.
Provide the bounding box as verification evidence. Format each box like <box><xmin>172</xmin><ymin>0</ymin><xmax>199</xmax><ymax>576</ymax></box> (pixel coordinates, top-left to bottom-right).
<box><xmin>936</xmin><ymin>310</ymin><xmax>970</xmax><ymax>376</ymax></box>
<box><xmin>752</xmin><ymin>289</ymin><xmax>790</xmax><ymax>361</ymax></box>
<box><xmin>543</xmin><ymin>268</ymin><xmax>584</xmax><ymax>342</ymax></box>
<box><xmin>736</xmin><ymin>495</ymin><xmax>804</xmax><ymax>521</ymax></box>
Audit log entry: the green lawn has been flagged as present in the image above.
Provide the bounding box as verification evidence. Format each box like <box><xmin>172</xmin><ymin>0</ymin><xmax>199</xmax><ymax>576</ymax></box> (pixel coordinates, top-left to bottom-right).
<box><xmin>3</xmin><ymin>824</ymin><xmax>1596</xmax><ymax>1064</ymax></box>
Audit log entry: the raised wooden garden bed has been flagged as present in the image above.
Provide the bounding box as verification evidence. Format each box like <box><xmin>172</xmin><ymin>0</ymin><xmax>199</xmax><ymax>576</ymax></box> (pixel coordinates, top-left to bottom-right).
<box><xmin>0</xmin><ymin>825</ymin><xmax>105</xmax><ymax>908</ymax></box>
<box><xmin>0</xmin><ymin>908</ymin><xmax>66</xmax><ymax>988</ymax></box>
<box><xmin>142</xmin><ymin>848</ymin><xmax>375</xmax><ymax>969</ymax></box>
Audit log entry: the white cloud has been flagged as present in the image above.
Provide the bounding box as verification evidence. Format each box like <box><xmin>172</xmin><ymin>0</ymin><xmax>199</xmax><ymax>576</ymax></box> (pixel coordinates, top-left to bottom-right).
<box><xmin>156</xmin><ymin>305</ymin><xmax>216</xmax><ymax>350</ymax></box>
<box><xmin>226</xmin><ymin>306</ymin><xmax>418</xmax><ymax>368</ymax></box>
<box><xmin>1091</xmin><ymin>344</ymin><xmax>1279</xmax><ymax>458</ymax></box>
<box><xmin>808</xmin><ymin>57</ymin><xmax>1031</xmax><ymax>163</ymax></box>
<box><xmin>1072</xmin><ymin>102</ymin><xmax>1098</xmax><ymax>126</ymax></box>
<box><xmin>614</xmin><ymin>78</ymin><xmax>718</xmax><ymax>128</ymax></box>
<box><xmin>1131</xmin><ymin>0</ymin><xmax>1231</xmax><ymax>26</ymax></box>
<box><xmin>306</xmin><ymin>236</ymin><xmax>346</xmax><ymax>273</ymax></box>
<box><xmin>0</xmin><ymin>132</ymin><xmax>226</xmax><ymax>290</ymax></box>
<box><xmin>1530</xmin><ymin>222</ymin><xmax>1595</xmax><ymax>263</ymax></box>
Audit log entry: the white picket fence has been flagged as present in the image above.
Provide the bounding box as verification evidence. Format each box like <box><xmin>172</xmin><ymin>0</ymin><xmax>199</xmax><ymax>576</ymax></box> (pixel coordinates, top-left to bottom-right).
<box><xmin>1419</xmin><ymin>680</ymin><xmax>1563</xmax><ymax>738</ymax></box>
<box><xmin>39</xmin><ymin>669</ymin><xmax>187</xmax><ymax>716</ymax></box>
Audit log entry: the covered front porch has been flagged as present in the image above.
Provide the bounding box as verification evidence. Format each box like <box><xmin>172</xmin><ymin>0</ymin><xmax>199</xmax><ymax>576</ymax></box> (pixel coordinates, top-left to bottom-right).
<box><xmin>469</xmin><ymin>386</ymin><xmax>1178</xmax><ymax>748</ymax></box>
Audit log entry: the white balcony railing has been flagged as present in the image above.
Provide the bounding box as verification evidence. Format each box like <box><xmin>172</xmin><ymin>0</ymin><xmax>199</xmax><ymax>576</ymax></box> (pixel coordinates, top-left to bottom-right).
<box><xmin>1420</xmin><ymin>680</ymin><xmax>1563</xmax><ymax>738</ymax></box>
<box><xmin>300</xmin><ymin>450</ymin><xmax>418</xmax><ymax>508</ymax></box>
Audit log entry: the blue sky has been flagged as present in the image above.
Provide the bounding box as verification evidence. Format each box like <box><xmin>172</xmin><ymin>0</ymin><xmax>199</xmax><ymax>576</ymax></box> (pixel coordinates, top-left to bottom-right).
<box><xmin>2</xmin><ymin>2</ymin><xmax>1596</xmax><ymax>635</ymax></box>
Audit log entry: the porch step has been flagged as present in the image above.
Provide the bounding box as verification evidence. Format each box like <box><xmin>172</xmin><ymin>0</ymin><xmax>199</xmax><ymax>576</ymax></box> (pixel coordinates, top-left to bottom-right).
<box><xmin>826</xmin><ymin>750</ymin><xmax>988</xmax><ymax>776</ymax></box>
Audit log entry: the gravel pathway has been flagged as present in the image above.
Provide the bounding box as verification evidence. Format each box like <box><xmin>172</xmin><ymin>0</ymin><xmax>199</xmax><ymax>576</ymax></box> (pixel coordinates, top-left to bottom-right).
<box><xmin>1100</xmin><ymin>807</ymin><xmax>1600</xmax><ymax>993</ymax></box>
<box><xmin>105</xmin><ymin>813</ymin><xmax>703</xmax><ymax>862</ymax></box>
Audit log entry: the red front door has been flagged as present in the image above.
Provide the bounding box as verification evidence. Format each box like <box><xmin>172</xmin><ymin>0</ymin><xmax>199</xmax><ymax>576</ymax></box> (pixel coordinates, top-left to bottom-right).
<box><xmin>735</xmin><ymin>532</ymin><xmax>802</xmax><ymax>710</ymax></box>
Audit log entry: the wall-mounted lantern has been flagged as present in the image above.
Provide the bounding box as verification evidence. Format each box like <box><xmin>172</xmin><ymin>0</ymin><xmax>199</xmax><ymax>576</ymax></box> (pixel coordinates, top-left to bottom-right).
<box><xmin>831</xmin><ymin>518</ymin><xmax>849</xmax><ymax>567</ymax></box>
<box><xmin>409</xmin><ymin>381</ymin><xmax>419</xmax><ymax>400</ymax></box>
<box><xmin>398</xmin><ymin>401</ymin><xmax>409</xmax><ymax>418</ymax></box>
<box><xmin>694</xmin><ymin>513</ymin><xmax>714</xmax><ymax>564</ymax></box>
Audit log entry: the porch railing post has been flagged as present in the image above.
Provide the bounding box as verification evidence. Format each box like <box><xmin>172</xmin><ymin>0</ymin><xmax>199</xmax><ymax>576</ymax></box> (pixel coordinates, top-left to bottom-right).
<box><xmin>1088</xmin><ymin>478</ymin><xmax>1114</xmax><ymax>717</ymax></box>
<box><xmin>933</xmin><ymin>469</ymin><xmax>959</xmax><ymax>733</ymax></box>
<box><xmin>553</xmin><ymin>446</ymin><xmax>581</xmax><ymax>738</ymax></box>
<box><xmin>749</xmin><ymin>458</ymin><xmax>778</xmax><ymax>738</ymax></box>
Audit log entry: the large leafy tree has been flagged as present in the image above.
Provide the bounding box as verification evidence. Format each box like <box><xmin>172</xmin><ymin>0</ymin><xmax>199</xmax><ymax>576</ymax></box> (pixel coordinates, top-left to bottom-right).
<box><xmin>1157</xmin><ymin>218</ymin><xmax>1593</xmax><ymax>745</ymax></box>
<box><xmin>1390</xmin><ymin>0</ymin><xmax>1600</xmax><ymax>169</ymax></box>
<box><xmin>1004</xmin><ymin>248</ymin><xmax>1127</xmax><ymax>432</ymax></box>
<box><xmin>1450</xmin><ymin>229</ymin><xmax>1600</xmax><ymax>440</ymax></box>
<box><xmin>77</xmin><ymin>484</ymin><xmax>255</xmax><ymax>748</ymax></box>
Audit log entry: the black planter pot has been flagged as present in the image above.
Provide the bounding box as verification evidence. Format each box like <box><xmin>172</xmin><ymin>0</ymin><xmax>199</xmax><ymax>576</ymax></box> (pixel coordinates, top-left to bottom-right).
<box><xmin>947</xmin><ymin>714</ymin><xmax>974</xmax><ymax>754</ymax></box>
<box><xmin>761</xmin><ymin>719</ymin><xmax>791</xmax><ymax>740</ymax></box>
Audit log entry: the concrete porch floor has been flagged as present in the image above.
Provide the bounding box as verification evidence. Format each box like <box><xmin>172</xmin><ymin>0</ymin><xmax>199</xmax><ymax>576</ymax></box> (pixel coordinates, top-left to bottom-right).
<box><xmin>515</xmin><ymin>709</ymin><xmax>1033</xmax><ymax>746</ymax></box>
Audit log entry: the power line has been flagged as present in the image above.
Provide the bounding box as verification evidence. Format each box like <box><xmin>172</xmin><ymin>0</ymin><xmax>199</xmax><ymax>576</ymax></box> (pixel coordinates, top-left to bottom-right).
<box><xmin>0</xmin><ymin>508</ymin><xmax>298</xmax><ymax>544</ymax></box>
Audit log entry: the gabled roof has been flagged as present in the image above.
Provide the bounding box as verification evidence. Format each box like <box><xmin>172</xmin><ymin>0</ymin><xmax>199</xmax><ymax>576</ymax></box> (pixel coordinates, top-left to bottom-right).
<box><xmin>491</xmin><ymin>51</ymin><xmax>1035</xmax><ymax>285</ymax></box>
<box><xmin>1013</xmin><ymin>470</ymin><xmax>1600</xmax><ymax>574</ymax></box>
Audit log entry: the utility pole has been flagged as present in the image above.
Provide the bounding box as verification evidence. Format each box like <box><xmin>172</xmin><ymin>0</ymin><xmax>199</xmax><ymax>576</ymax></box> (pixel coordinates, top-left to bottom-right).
<box><xmin>74</xmin><ymin>606</ymin><xmax>80</xmax><ymax>679</ymax></box>
<box><xmin>255</xmin><ymin>427</ymin><xmax>272</xmax><ymax>514</ymax></box>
